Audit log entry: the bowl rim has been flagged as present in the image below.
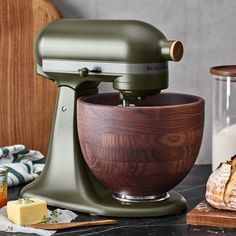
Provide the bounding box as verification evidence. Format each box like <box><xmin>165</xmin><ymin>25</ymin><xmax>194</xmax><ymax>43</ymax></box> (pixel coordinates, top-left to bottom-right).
<box><xmin>77</xmin><ymin>92</ymin><xmax>204</xmax><ymax>109</ymax></box>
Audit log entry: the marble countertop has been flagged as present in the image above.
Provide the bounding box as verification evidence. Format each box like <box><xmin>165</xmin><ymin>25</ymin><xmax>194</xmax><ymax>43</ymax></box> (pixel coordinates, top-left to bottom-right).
<box><xmin>4</xmin><ymin>165</ymin><xmax>236</xmax><ymax>236</ymax></box>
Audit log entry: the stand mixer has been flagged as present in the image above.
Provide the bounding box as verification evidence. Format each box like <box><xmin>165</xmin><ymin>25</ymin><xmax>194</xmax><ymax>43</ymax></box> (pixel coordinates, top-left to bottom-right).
<box><xmin>21</xmin><ymin>19</ymin><xmax>204</xmax><ymax>217</ymax></box>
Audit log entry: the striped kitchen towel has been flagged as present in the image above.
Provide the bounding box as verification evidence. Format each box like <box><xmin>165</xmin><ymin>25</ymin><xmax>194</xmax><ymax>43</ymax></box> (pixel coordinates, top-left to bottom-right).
<box><xmin>0</xmin><ymin>145</ymin><xmax>45</xmax><ymax>186</ymax></box>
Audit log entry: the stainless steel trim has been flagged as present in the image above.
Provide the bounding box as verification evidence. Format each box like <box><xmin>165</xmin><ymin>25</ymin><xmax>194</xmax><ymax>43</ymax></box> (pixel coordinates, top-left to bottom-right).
<box><xmin>112</xmin><ymin>192</ymin><xmax>170</xmax><ymax>203</ymax></box>
<box><xmin>42</xmin><ymin>59</ymin><xmax>168</xmax><ymax>75</ymax></box>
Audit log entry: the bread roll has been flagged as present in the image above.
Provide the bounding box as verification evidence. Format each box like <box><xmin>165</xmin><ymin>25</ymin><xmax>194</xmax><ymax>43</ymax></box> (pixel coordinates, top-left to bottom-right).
<box><xmin>206</xmin><ymin>155</ymin><xmax>236</xmax><ymax>210</ymax></box>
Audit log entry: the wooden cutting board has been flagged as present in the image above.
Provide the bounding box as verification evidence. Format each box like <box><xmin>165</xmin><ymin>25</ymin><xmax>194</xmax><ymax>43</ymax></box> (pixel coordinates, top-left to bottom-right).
<box><xmin>187</xmin><ymin>200</ymin><xmax>236</xmax><ymax>228</ymax></box>
<box><xmin>0</xmin><ymin>0</ymin><xmax>61</xmax><ymax>155</ymax></box>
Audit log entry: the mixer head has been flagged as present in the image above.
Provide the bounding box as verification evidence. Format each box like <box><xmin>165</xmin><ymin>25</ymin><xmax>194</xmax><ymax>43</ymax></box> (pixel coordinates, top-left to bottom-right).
<box><xmin>36</xmin><ymin>19</ymin><xmax>183</xmax><ymax>104</ymax></box>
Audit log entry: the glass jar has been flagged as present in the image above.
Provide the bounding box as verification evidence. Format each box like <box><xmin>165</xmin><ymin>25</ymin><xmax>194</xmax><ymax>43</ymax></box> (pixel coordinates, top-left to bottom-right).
<box><xmin>211</xmin><ymin>65</ymin><xmax>236</xmax><ymax>171</ymax></box>
<box><xmin>0</xmin><ymin>167</ymin><xmax>8</xmax><ymax>208</ymax></box>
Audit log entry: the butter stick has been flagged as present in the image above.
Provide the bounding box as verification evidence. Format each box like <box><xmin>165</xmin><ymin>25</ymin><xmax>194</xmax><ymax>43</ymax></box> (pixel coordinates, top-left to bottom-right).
<box><xmin>7</xmin><ymin>198</ymin><xmax>48</xmax><ymax>225</ymax></box>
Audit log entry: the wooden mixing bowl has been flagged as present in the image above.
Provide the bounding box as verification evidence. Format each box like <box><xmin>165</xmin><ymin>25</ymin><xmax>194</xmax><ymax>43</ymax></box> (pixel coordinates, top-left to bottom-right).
<box><xmin>77</xmin><ymin>92</ymin><xmax>204</xmax><ymax>201</ymax></box>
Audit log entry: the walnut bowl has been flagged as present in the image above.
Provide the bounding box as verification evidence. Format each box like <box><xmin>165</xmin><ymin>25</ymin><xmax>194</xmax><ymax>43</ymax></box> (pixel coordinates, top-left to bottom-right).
<box><xmin>77</xmin><ymin>92</ymin><xmax>204</xmax><ymax>202</ymax></box>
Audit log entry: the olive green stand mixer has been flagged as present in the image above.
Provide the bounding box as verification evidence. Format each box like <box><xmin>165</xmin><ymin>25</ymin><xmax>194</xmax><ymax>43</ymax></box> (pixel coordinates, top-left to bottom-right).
<box><xmin>21</xmin><ymin>19</ymin><xmax>186</xmax><ymax>217</ymax></box>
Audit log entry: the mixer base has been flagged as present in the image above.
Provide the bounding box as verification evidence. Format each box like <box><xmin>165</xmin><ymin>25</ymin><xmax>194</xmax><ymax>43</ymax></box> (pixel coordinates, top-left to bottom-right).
<box><xmin>21</xmin><ymin>184</ymin><xmax>187</xmax><ymax>217</ymax></box>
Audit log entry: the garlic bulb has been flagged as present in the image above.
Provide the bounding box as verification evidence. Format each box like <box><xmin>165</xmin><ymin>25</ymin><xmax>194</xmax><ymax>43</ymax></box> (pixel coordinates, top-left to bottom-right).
<box><xmin>206</xmin><ymin>156</ymin><xmax>236</xmax><ymax>210</ymax></box>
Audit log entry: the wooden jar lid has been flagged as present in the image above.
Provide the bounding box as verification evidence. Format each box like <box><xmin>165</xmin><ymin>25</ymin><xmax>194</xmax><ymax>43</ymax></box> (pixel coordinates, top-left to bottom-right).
<box><xmin>210</xmin><ymin>65</ymin><xmax>236</xmax><ymax>77</ymax></box>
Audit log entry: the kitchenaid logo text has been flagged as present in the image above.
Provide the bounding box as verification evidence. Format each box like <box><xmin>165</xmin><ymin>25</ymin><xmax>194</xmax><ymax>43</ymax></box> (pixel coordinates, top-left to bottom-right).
<box><xmin>146</xmin><ymin>63</ymin><xmax>167</xmax><ymax>72</ymax></box>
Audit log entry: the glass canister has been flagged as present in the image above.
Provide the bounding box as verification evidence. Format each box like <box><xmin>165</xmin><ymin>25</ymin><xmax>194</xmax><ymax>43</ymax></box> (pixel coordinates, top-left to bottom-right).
<box><xmin>211</xmin><ymin>65</ymin><xmax>236</xmax><ymax>171</ymax></box>
<box><xmin>0</xmin><ymin>167</ymin><xmax>8</xmax><ymax>208</ymax></box>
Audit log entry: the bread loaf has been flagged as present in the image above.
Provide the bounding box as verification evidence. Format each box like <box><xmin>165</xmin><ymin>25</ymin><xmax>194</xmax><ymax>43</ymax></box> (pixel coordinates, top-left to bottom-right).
<box><xmin>206</xmin><ymin>155</ymin><xmax>236</xmax><ymax>210</ymax></box>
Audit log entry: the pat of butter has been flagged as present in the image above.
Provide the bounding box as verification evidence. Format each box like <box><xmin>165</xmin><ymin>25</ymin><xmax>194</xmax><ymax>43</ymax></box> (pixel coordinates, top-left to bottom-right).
<box><xmin>7</xmin><ymin>198</ymin><xmax>48</xmax><ymax>225</ymax></box>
